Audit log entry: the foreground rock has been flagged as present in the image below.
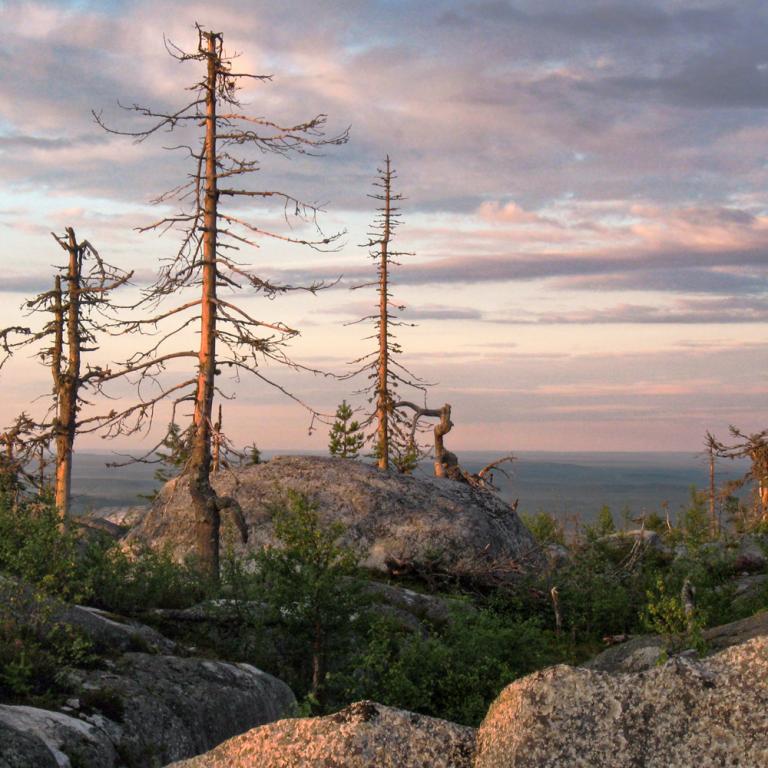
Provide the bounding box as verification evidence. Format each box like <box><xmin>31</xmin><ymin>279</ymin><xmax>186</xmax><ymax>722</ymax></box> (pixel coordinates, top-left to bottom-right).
<box><xmin>168</xmin><ymin>701</ymin><xmax>475</xmax><ymax>768</ymax></box>
<box><xmin>0</xmin><ymin>657</ymin><xmax>294</xmax><ymax>768</ymax></box>
<box><xmin>0</xmin><ymin>706</ymin><xmax>118</xmax><ymax>768</ymax></box>
<box><xmin>475</xmin><ymin>635</ymin><xmax>768</xmax><ymax>768</ymax></box>
<box><xmin>126</xmin><ymin>456</ymin><xmax>542</xmax><ymax>585</ymax></box>
<box><xmin>68</xmin><ymin>654</ymin><xmax>295</xmax><ymax>766</ymax></box>
<box><xmin>0</xmin><ymin>578</ymin><xmax>296</xmax><ymax>768</ymax></box>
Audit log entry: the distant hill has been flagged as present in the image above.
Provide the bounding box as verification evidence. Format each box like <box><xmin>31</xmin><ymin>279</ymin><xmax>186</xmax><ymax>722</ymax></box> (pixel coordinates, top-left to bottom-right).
<box><xmin>69</xmin><ymin>450</ymin><xmax>750</xmax><ymax>523</ymax></box>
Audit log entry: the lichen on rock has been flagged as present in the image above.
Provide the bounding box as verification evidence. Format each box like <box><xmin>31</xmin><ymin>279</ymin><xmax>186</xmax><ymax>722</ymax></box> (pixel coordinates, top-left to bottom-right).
<box><xmin>166</xmin><ymin>700</ymin><xmax>475</xmax><ymax>768</ymax></box>
<box><xmin>474</xmin><ymin>635</ymin><xmax>768</xmax><ymax>768</ymax></box>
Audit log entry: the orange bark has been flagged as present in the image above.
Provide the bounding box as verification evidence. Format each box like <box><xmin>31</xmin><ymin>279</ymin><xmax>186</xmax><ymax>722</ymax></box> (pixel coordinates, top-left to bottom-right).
<box><xmin>376</xmin><ymin>157</ymin><xmax>392</xmax><ymax>471</ymax></box>
<box><xmin>188</xmin><ymin>30</ymin><xmax>222</xmax><ymax>580</ymax></box>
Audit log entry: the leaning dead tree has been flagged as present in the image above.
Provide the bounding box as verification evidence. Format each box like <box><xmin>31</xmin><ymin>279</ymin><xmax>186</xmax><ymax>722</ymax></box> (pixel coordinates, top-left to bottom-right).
<box><xmin>347</xmin><ymin>157</ymin><xmax>426</xmax><ymax>472</ymax></box>
<box><xmin>395</xmin><ymin>400</ymin><xmax>515</xmax><ymax>490</ymax></box>
<box><xmin>93</xmin><ymin>27</ymin><xmax>347</xmax><ymax>578</ymax></box>
<box><xmin>0</xmin><ymin>228</ymin><xmax>130</xmax><ymax>523</ymax></box>
<box><xmin>716</xmin><ymin>426</ymin><xmax>768</xmax><ymax>525</ymax></box>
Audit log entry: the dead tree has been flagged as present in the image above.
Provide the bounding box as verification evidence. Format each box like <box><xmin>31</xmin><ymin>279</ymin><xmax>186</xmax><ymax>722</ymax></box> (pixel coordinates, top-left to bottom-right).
<box><xmin>703</xmin><ymin>431</ymin><xmax>724</xmax><ymax>536</ymax></box>
<box><xmin>0</xmin><ymin>414</ymin><xmax>41</xmax><ymax>506</ymax></box>
<box><xmin>92</xmin><ymin>27</ymin><xmax>346</xmax><ymax>578</ymax></box>
<box><xmin>0</xmin><ymin>228</ymin><xmax>130</xmax><ymax>523</ymax></box>
<box><xmin>347</xmin><ymin>157</ymin><xmax>425</xmax><ymax>471</ymax></box>
<box><xmin>210</xmin><ymin>403</ymin><xmax>240</xmax><ymax>473</ymax></box>
<box><xmin>716</xmin><ymin>426</ymin><xmax>768</xmax><ymax>526</ymax></box>
<box><xmin>396</xmin><ymin>400</ymin><xmax>516</xmax><ymax>489</ymax></box>
<box><xmin>395</xmin><ymin>401</ymin><xmax>457</xmax><ymax>478</ymax></box>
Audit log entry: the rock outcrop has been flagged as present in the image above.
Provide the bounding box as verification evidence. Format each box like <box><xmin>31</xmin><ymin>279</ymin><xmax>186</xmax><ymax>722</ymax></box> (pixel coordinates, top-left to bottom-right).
<box><xmin>167</xmin><ymin>700</ymin><xmax>475</xmax><ymax>768</ymax></box>
<box><xmin>0</xmin><ymin>582</ymin><xmax>296</xmax><ymax>768</ymax></box>
<box><xmin>585</xmin><ymin>610</ymin><xmax>768</xmax><ymax>673</ymax></box>
<box><xmin>474</xmin><ymin>635</ymin><xmax>768</xmax><ymax>768</ymax></box>
<box><xmin>0</xmin><ymin>655</ymin><xmax>294</xmax><ymax>768</ymax></box>
<box><xmin>126</xmin><ymin>456</ymin><xmax>541</xmax><ymax>585</ymax></box>
<box><xmin>0</xmin><ymin>706</ymin><xmax>118</xmax><ymax>768</ymax></box>
<box><xmin>66</xmin><ymin>653</ymin><xmax>295</xmax><ymax>766</ymax></box>
<box><xmin>60</xmin><ymin>604</ymin><xmax>177</xmax><ymax>655</ymax></box>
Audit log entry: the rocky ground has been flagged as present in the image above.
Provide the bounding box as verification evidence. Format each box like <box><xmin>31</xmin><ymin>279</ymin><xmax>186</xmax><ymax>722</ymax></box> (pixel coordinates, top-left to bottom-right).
<box><xmin>168</xmin><ymin>701</ymin><xmax>476</xmax><ymax>768</ymax></box>
<box><xmin>475</xmin><ymin>631</ymin><xmax>768</xmax><ymax>768</ymax></box>
<box><xmin>2</xmin><ymin>582</ymin><xmax>765</xmax><ymax>767</ymax></box>
<box><xmin>0</xmin><ymin>583</ymin><xmax>295</xmax><ymax>768</ymax></box>
<box><xmin>3</xmin><ymin>459</ymin><xmax>767</xmax><ymax>767</ymax></box>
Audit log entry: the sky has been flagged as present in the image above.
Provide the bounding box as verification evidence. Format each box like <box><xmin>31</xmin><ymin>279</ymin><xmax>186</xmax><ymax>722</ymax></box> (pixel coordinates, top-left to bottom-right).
<box><xmin>1</xmin><ymin>0</ymin><xmax>767</xmax><ymax>453</ymax></box>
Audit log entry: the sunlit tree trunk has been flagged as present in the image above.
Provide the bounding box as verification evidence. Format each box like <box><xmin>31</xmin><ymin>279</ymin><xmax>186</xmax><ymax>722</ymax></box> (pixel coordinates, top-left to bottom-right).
<box><xmin>189</xmin><ymin>30</ymin><xmax>221</xmax><ymax>580</ymax></box>
<box><xmin>376</xmin><ymin>157</ymin><xmax>392</xmax><ymax>470</ymax></box>
<box><xmin>53</xmin><ymin>230</ymin><xmax>84</xmax><ymax>528</ymax></box>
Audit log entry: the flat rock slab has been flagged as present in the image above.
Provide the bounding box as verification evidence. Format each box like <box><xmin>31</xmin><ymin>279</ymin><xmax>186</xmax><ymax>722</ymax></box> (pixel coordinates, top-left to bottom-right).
<box><xmin>167</xmin><ymin>701</ymin><xmax>475</xmax><ymax>768</ymax></box>
<box><xmin>475</xmin><ymin>635</ymin><xmax>768</xmax><ymax>768</ymax></box>
<box><xmin>126</xmin><ymin>456</ymin><xmax>541</xmax><ymax>585</ymax></box>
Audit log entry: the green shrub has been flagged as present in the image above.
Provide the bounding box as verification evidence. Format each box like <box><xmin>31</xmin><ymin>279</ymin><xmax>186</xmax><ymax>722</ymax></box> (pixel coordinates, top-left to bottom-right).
<box><xmin>0</xmin><ymin>496</ymin><xmax>206</xmax><ymax>613</ymax></box>
<box><xmin>679</xmin><ymin>487</ymin><xmax>711</xmax><ymax>549</ymax></box>
<box><xmin>0</xmin><ymin>579</ymin><xmax>96</xmax><ymax>703</ymax></box>
<box><xmin>346</xmin><ymin>609</ymin><xmax>554</xmax><ymax>726</ymax></box>
<box><xmin>0</xmin><ymin>502</ymin><xmax>83</xmax><ymax>601</ymax></box>
<box><xmin>640</xmin><ymin>576</ymin><xmax>706</xmax><ymax>654</ymax></box>
<box><xmin>220</xmin><ymin>491</ymin><xmax>366</xmax><ymax>710</ymax></box>
<box><xmin>78</xmin><ymin>539</ymin><xmax>208</xmax><ymax>614</ymax></box>
<box><xmin>521</xmin><ymin>511</ymin><xmax>565</xmax><ymax>546</ymax></box>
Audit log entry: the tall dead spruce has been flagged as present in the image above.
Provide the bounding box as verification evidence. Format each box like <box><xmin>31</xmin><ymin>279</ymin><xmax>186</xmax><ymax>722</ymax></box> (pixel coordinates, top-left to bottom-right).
<box><xmin>94</xmin><ymin>28</ymin><xmax>347</xmax><ymax>578</ymax></box>
<box><xmin>0</xmin><ymin>228</ymin><xmax>130</xmax><ymax>523</ymax></box>
<box><xmin>348</xmin><ymin>158</ymin><xmax>425</xmax><ymax>471</ymax></box>
<box><xmin>347</xmin><ymin>160</ymin><xmax>514</xmax><ymax>488</ymax></box>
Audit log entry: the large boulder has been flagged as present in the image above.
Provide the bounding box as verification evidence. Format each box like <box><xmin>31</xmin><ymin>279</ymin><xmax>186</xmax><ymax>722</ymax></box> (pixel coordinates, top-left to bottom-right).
<box><xmin>0</xmin><ymin>657</ymin><xmax>294</xmax><ymax>768</ymax></box>
<box><xmin>126</xmin><ymin>456</ymin><xmax>542</xmax><ymax>585</ymax></box>
<box><xmin>734</xmin><ymin>535</ymin><xmax>768</xmax><ymax>573</ymax></box>
<box><xmin>167</xmin><ymin>700</ymin><xmax>475</xmax><ymax>768</ymax></box>
<box><xmin>0</xmin><ymin>706</ymin><xmax>118</xmax><ymax>768</ymax></box>
<box><xmin>0</xmin><ymin>574</ymin><xmax>296</xmax><ymax>768</ymax></box>
<box><xmin>59</xmin><ymin>604</ymin><xmax>177</xmax><ymax>654</ymax></box>
<box><xmin>65</xmin><ymin>653</ymin><xmax>296</xmax><ymax>767</ymax></box>
<box><xmin>0</xmin><ymin>721</ymin><xmax>60</xmax><ymax>768</ymax></box>
<box><xmin>474</xmin><ymin>635</ymin><xmax>768</xmax><ymax>767</ymax></box>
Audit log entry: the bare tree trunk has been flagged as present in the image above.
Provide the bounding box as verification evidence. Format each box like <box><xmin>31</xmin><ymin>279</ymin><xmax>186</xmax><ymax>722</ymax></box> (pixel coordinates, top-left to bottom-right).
<box><xmin>760</xmin><ymin>480</ymin><xmax>768</xmax><ymax>524</ymax></box>
<box><xmin>37</xmin><ymin>443</ymin><xmax>45</xmax><ymax>494</ymax></box>
<box><xmin>189</xmin><ymin>31</ymin><xmax>221</xmax><ymax>580</ymax></box>
<box><xmin>311</xmin><ymin>618</ymin><xmax>324</xmax><ymax>704</ymax></box>
<box><xmin>51</xmin><ymin>232</ymin><xmax>82</xmax><ymax>531</ymax></box>
<box><xmin>432</xmin><ymin>404</ymin><xmax>453</xmax><ymax>477</ymax></box>
<box><xmin>550</xmin><ymin>586</ymin><xmax>562</xmax><ymax>637</ymax></box>
<box><xmin>708</xmin><ymin>448</ymin><xmax>717</xmax><ymax>536</ymax></box>
<box><xmin>212</xmin><ymin>403</ymin><xmax>222</xmax><ymax>473</ymax></box>
<box><xmin>376</xmin><ymin>157</ymin><xmax>392</xmax><ymax>470</ymax></box>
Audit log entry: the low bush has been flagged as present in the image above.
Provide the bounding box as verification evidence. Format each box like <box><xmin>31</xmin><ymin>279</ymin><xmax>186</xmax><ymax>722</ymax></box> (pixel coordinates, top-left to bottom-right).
<box><xmin>0</xmin><ymin>578</ymin><xmax>96</xmax><ymax>703</ymax></box>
